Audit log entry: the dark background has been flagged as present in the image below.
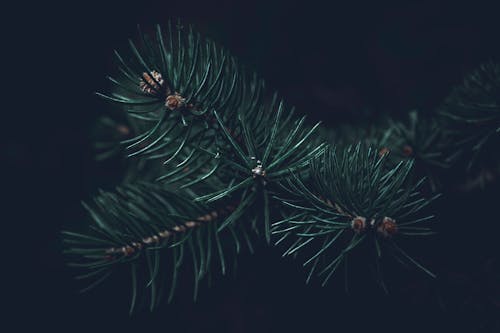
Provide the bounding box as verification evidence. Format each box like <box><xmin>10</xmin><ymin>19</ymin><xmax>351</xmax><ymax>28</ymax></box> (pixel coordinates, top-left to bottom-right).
<box><xmin>4</xmin><ymin>0</ymin><xmax>500</xmax><ymax>332</ymax></box>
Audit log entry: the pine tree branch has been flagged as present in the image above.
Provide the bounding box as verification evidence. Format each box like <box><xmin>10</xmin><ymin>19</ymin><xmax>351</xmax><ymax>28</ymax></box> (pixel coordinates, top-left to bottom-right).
<box><xmin>63</xmin><ymin>182</ymin><xmax>255</xmax><ymax>311</ymax></box>
<box><xmin>65</xmin><ymin>20</ymin><xmax>500</xmax><ymax>313</ymax></box>
<box><xmin>272</xmin><ymin>144</ymin><xmax>438</xmax><ymax>286</ymax></box>
<box><xmin>439</xmin><ymin>61</ymin><xmax>500</xmax><ymax>170</ymax></box>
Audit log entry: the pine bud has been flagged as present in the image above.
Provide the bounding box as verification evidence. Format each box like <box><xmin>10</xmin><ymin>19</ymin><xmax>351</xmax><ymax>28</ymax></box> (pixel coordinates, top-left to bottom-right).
<box><xmin>377</xmin><ymin>216</ymin><xmax>398</xmax><ymax>238</ymax></box>
<box><xmin>379</xmin><ymin>147</ymin><xmax>390</xmax><ymax>157</ymax></box>
<box><xmin>351</xmin><ymin>216</ymin><xmax>367</xmax><ymax>233</ymax></box>
<box><xmin>139</xmin><ymin>70</ymin><xmax>164</xmax><ymax>94</ymax></box>
<box><xmin>165</xmin><ymin>93</ymin><xmax>186</xmax><ymax>110</ymax></box>
<box><xmin>402</xmin><ymin>145</ymin><xmax>413</xmax><ymax>157</ymax></box>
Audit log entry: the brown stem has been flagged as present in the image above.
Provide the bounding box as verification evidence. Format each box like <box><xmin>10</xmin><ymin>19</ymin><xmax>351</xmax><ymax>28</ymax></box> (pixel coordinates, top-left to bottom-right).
<box><xmin>104</xmin><ymin>204</ymin><xmax>237</xmax><ymax>258</ymax></box>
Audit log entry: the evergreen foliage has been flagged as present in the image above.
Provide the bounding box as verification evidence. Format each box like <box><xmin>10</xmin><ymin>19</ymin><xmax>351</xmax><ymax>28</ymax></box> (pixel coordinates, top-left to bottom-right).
<box><xmin>273</xmin><ymin>145</ymin><xmax>438</xmax><ymax>289</ymax></box>
<box><xmin>63</xmin><ymin>22</ymin><xmax>500</xmax><ymax>312</ymax></box>
<box><xmin>439</xmin><ymin>62</ymin><xmax>500</xmax><ymax>169</ymax></box>
<box><xmin>64</xmin><ymin>182</ymin><xmax>256</xmax><ymax>313</ymax></box>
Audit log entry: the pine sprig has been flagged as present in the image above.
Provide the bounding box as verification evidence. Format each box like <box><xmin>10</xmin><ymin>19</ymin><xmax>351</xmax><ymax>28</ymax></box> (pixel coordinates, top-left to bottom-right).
<box><xmin>440</xmin><ymin>61</ymin><xmax>500</xmax><ymax>168</ymax></box>
<box><xmin>272</xmin><ymin>144</ymin><xmax>439</xmax><ymax>288</ymax></box>
<box><xmin>64</xmin><ymin>22</ymin><xmax>500</xmax><ymax>313</ymax></box>
<box><xmin>377</xmin><ymin>110</ymin><xmax>460</xmax><ymax>191</ymax></box>
<box><xmin>99</xmin><ymin>22</ymin><xmax>264</xmax><ymax>164</ymax></box>
<box><xmin>192</xmin><ymin>99</ymin><xmax>326</xmax><ymax>242</ymax></box>
<box><xmin>381</xmin><ymin>111</ymin><xmax>457</xmax><ymax>168</ymax></box>
<box><xmin>63</xmin><ymin>182</ymin><xmax>255</xmax><ymax>312</ymax></box>
<box><xmin>65</xmin><ymin>23</ymin><xmax>277</xmax><ymax>310</ymax></box>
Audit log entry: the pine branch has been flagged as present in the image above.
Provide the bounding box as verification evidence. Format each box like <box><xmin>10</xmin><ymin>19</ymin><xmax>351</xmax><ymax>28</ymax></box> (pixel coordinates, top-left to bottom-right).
<box><xmin>98</xmin><ymin>22</ymin><xmax>264</xmax><ymax>164</ymax></box>
<box><xmin>64</xmin><ymin>21</ymin><xmax>500</xmax><ymax>314</ymax></box>
<box><xmin>381</xmin><ymin>111</ymin><xmax>458</xmax><ymax>168</ymax></box>
<box><xmin>191</xmin><ymin>101</ymin><xmax>326</xmax><ymax>242</ymax></box>
<box><xmin>63</xmin><ymin>182</ymin><xmax>255</xmax><ymax>312</ymax></box>
<box><xmin>272</xmin><ymin>144</ymin><xmax>439</xmax><ymax>287</ymax></box>
<box><xmin>66</xmin><ymin>22</ymin><xmax>326</xmax><ymax>310</ymax></box>
<box><xmin>440</xmin><ymin>61</ymin><xmax>500</xmax><ymax>169</ymax></box>
<box><xmin>377</xmin><ymin>110</ymin><xmax>461</xmax><ymax>191</ymax></box>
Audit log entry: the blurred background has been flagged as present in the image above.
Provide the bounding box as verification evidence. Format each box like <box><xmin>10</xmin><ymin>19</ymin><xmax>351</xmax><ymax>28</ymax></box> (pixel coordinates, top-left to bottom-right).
<box><xmin>3</xmin><ymin>0</ymin><xmax>500</xmax><ymax>332</ymax></box>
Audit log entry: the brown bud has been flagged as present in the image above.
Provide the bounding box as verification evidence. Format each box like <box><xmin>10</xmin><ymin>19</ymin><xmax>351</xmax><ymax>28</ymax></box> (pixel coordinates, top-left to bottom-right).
<box><xmin>402</xmin><ymin>145</ymin><xmax>413</xmax><ymax>157</ymax></box>
<box><xmin>377</xmin><ymin>217</ymin><xmax>398</xmax><ymax>238</ymax></box>
<box><xmin>351</xmin><ymin>216</ymin><xmax>367</xmax><ymax>233</ymax></box>
<box><xmin>116</xmin><ymin>125</ymin><xmax>130</xmax><ymax>136</ymax></box>
<box><xmin>165</xmin><ymin>93</ymin><xmax>186</xmax><ymax>110</ymax></box>
<box><xmin>140</xmin><ymin>70</ymin><xmax>164</xmax><ymax>94</ymax></box>
<box><xmin>379</xmin><ymin>147</ymin><xmax>390</xmax><ymax>157</ymax></box>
